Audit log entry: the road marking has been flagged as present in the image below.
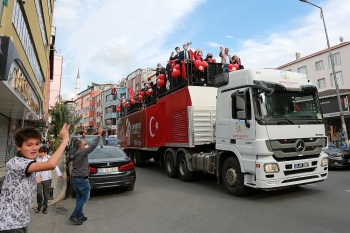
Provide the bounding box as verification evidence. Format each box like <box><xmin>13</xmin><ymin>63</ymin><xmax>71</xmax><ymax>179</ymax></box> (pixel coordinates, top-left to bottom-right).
<box><xmin>307</xmin><ymin>184</ymin><xmax>317</xmax><ymax>186</ymax></box>
<box><xmin>345</xmin><ymin>190</ymin><xmax>350</xmax><ymax>192</ymax></box>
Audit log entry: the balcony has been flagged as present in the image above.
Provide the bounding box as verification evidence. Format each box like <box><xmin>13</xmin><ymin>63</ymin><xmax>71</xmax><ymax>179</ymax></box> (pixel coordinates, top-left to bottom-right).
<box><xmin>105</xmin><ymin>112</ymin><xmax>118</xmax><ymax>119</ymax></box>
<box><xmin>105</xmin><ymin>100</ymin><xmax>119</xmax><ymax>107</ymax></box>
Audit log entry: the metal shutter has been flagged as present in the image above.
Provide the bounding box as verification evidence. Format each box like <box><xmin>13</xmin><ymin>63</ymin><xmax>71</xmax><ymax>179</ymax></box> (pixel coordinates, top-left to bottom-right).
<box><xmin>0</xmin><ymin>114</ymin><xmax>10</xmax><ymax>167</ymax></box>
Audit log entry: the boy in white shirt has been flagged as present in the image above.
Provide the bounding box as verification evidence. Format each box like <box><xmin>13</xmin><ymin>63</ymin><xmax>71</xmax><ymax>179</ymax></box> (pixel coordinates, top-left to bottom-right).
<box><xmin>35</xmin><ymin>146</ymin><xmax>64</xmax><ymax>214</ymax></box>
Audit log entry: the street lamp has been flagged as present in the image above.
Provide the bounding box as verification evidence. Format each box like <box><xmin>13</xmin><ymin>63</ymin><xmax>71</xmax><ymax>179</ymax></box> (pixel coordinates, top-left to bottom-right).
<box><xmin>299</xmin><ymin>0</ymin><xmax>348</xmax><ymax>148</ymax></box>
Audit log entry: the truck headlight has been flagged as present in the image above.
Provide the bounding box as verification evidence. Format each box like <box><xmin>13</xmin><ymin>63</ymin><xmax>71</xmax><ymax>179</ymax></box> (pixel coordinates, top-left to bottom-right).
<box><xmin>321</xmin><ymin>157</ymin><xmax>328</xmax><ymax>167</ymax></box>
<box><xmin>264</xmin><ymin>163</ymin><xmax>279</xmax><ymax>173</ymax></box>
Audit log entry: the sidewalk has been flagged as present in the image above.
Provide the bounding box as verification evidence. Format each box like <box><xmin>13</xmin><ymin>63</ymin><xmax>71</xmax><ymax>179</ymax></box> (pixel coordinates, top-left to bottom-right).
<box><xmin>0</xmin><ymin>154</ymin><xmax>67</xmax><ymax>208</ymax></box>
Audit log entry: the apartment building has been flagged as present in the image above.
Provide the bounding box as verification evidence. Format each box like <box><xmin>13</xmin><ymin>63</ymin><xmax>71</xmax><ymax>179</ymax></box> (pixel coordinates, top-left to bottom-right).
<box><xmin>277</xmin><ymin>41</ymin><xmax>350</xmax><ymax>140</ymax></box>
<box><xmin>0</xmin><ymin>0</ymin><xmax>55</xmax><ymax>166</ymax></box>
<box><xmin>104</xmin><ymin>86</ymin><xmax>126</xmax><ymax>136</ymax></box>
<box><xmin>75</xmin><ymin>83</ymin><xmax>116</xmax><ymax>134</ymax></box>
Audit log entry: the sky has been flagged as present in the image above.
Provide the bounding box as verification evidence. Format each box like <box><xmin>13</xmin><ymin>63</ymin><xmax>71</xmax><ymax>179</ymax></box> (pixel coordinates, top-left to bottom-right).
<box><xmin>52</xmin><ymin>0</ymin><xmax>350</xmax><ymax>100</ymax></box>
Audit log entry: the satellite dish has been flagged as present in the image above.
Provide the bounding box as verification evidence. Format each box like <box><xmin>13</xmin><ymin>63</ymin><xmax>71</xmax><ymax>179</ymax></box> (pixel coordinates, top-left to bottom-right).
<box><xmin>339</xmin><ymin>36</ymin><xmax>344</xmax><ymax>43</ymax></box>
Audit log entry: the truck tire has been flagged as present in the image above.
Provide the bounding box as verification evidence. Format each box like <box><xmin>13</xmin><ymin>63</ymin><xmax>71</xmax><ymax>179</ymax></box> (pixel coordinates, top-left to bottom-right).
<box><xmin>133</xmin><ymin>150</ymin><xmax>142</xmax><ymax>167</ymax></box>
<box><xmin>165</xmin><ymin>151</ymin><xmax>177</xmax><ymax>178</ymax></box>
<box><xmin>222</xmin><ymin>157</ymin><xmax>248</xmax><ymax>197</ymax></box>
<box><xmin>177</xmin><ymin>153</ymin><xmax>195</xmax><ymax>182</ymax></box>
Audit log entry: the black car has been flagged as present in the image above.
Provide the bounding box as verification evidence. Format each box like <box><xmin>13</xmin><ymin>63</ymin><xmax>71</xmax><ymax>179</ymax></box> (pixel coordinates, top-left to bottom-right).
<box><xmin>66</xmin><ymin>136</ymin><xmax>136</xmax><ymax>197</ymax></box>
<box><xmin>325</xmin><ymin>142</ymin><xmax>350</xmax><ymax>168</ymax></box>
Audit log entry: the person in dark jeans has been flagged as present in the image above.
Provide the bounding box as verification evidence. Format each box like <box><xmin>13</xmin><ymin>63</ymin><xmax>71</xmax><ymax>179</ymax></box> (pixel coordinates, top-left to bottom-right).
<box><xmin>35</xmin><ymin>146</ymin><xmax>64</xmax><ymax>214</ymax></box>
<box><xmin>69</xmin><ymin>126</ymin><xmax>102</xmax><ymax>225</ymax></box>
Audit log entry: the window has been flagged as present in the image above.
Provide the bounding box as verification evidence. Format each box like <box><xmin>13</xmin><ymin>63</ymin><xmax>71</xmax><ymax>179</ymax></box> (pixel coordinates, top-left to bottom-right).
<box><xmin>34</xmin><ymin>0</ymin><xmax>48</xmax><ymax>47</ymax></box>
<box><xmin>12</xmin><ymin>0</ymin><xmax>44</xmax><ymax>88</ymax></box>
<box><xmin>317</xmin><ymin>78</ymin><xmax>326</xmax><ymax>89</ymax></box>
<box><xmin>297</xmin><ymin>66</ymin><xmax>307</xmax><ymax>75</ymax></box>
<box><xmin>315</xmin><ymin>60</ymin><xmax>324</xmax><ymax>71</ymax></box>
<box><xmin>328</xmin><ymin>53</ymin><xmax>341</xmax><ymax>68</ymax></box>
<box><xmin>330</xmin><ymin>71</ymin><xmax>343</xmax><ymax>86</ymax></box>
<box><xmin>135</xmin><ymin>83</ymin><xmax>140</xmax><ymax>91</ymax></box>
<box><xmin>47</xmin><ymin>0</ymin><xmax>52</xmax><ymax>15</ymax></box>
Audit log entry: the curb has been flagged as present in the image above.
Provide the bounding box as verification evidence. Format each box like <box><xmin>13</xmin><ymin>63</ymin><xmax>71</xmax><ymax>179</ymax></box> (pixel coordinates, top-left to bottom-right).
<box><xmin>48</xmin><ymin>156</ymin><xmax>67</xmax><ymax>206</ymax></box>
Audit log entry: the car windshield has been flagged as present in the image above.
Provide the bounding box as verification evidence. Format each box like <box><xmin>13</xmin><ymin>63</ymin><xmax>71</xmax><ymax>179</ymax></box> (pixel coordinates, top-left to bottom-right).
<box><xmin>254</xmin><ymin>89</ymin><xmax>322</xmax><ymax>120</ymax></box>
<box><xmin>88</xmin><ymin>147</ymin><xmax>126</xmax><ymax>159</ymax></box>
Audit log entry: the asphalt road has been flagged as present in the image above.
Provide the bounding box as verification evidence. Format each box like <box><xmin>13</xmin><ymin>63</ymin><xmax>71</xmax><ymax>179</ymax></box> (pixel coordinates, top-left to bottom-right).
<box><xmin>29</xmin><ymin>164</ymin><xmax>350</xmax><ymax>233</ymax></box>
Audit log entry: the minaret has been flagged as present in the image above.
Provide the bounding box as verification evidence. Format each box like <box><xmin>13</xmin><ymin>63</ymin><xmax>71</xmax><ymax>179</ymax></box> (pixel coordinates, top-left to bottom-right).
<box><xmin>75</xmin><ymin>68</ymin><xmax>80</xmax><ymax>100</ymax></box>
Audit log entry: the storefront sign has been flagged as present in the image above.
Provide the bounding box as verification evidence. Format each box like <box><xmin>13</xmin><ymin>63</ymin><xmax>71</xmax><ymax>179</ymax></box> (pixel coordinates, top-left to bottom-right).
<box><xmin>7</xmin><ymin>62</ymin><xmax>40</xmax><ymax>114</ymax></box>
<box><xmin>320</xmin><ymin>96</ymin><xmax>349</xmax><ymax>118</ymax></box>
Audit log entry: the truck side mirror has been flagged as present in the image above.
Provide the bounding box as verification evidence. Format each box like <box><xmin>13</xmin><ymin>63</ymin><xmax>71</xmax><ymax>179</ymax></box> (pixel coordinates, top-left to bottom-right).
<box><xmin>236</xmin><ymin>94</ymin><xmax>247</xmax><ymax>120</ymax></box>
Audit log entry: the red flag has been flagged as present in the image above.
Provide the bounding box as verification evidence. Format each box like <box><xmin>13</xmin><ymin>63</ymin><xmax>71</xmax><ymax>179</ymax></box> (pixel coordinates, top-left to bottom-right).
<box><xmin>168</xmin><ymin>60</ymin><xmax>176</xmax><ymax>69</ymax></box>
<box><xmin>189</xmin><ymin>49</ymin><xmax>195</xmax><ymax>61</ymax></box>
<box><xmin>128</xmin><ymin>88</ymin><xmax>135</xmax><ymax>98</ymax></box>
<box><xmin>181</xmin><ymin>60</ymin><xmax>187</xmax><ymax>79</ymax></box>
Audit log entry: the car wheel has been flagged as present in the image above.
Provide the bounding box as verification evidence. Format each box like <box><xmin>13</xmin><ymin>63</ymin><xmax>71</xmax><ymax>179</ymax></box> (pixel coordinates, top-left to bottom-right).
<box><xmin>177</xmin><ymin>153</ymin><xmax>195</xmax><ymax>182</ymax></box>
<box><xmin>165</xmin><ymin>151</ymin><xmax>177</xmax><ymax>178</ymax></box>
<box><xmin>222</xmin><ymin>157</ymin><xmax>248</xmax><ymax>197</ymax></box>
<box><xmin>124</xmin><ymin>184</ymin><xmax>135</xmax><ymax>191</ymax></box>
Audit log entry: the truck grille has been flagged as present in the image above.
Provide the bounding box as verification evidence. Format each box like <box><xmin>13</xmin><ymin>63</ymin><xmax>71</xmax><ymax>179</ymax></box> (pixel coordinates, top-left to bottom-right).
<box><xmin>267</xmin><ymin>137</ymin><xmax>325</xmax><ymax>159</ymax></box>
<box><xmin>284</xmin><ymin>168</ymin><xmax>316</xmax><ymax>176</ymax></box>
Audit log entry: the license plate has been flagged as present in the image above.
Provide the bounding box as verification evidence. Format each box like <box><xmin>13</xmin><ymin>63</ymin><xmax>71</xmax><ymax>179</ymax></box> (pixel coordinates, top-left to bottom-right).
<box><xmin>293</xmin><ymin>162</ymin><xmax>309</xmax><ymax>169</ymax></box>
<box><xmin>98</xmin><ymin>167</ymin><xmax>119</xmax><ymax>173</ymax></box>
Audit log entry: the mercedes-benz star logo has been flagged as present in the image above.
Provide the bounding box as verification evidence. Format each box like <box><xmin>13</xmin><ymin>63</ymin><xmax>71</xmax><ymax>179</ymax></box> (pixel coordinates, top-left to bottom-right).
<box><xmin>295</xmin><ymin>139</ymin><xmax>305</xmax><ymax>152</ymax></box>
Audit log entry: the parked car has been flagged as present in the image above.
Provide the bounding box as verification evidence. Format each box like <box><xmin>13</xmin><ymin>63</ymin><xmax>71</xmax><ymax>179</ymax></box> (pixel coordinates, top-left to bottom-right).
<box><xmin>325</xmin><ymin>142</ymin><xmax>350</xmax><ymax>168</ymax></box>
<box><xmin>66</xmin><ymin>135</ymin><xmax>136</xmax><ymax>197</ymax></box>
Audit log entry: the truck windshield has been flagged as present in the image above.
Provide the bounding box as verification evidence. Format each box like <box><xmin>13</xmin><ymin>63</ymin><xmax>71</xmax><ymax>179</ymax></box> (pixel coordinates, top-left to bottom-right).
<box><xmin>254</xmin><ymin>89</ymin><xmax>322</xmax><ymax>121</ymax></box>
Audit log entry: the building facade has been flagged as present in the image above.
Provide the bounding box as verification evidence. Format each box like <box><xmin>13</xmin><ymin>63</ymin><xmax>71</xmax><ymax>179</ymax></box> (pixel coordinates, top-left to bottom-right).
<box><xmin>75</xmin><ymin>84</ymin><xmax>117</xmax><ymax>134</ymax></box>
<box><xmin>104</xmin><ymin>86</ymin><xmax>126</xmax><ymax>136</ymax></box>
<box><xmin>0</xmin><ymin>0</ymin><xmax>54</xmax><ymax>167</ymax></box>
<box><xmin>49</xmin><ymin>56</ymin><xmax>63</xmax><ymax>109</ymax></box>
<box><xmin>277</xmin><ymin>41</ymin><xmax>350</xmax><ymax>142</ymax></box>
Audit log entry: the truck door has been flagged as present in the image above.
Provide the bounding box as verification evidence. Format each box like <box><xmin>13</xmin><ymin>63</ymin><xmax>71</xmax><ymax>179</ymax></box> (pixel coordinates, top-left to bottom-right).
<box><xmin>230</xmin><ymin>88</ymin><xmax>256</xmax><ymax>172</ymax></box>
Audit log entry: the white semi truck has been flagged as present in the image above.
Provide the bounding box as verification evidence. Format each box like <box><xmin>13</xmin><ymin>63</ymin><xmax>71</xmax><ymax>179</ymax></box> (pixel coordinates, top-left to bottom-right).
<box><xmin>119</xmin><ymin>68</ymin><xmax>328</xmax><ymax>196</ymax></box>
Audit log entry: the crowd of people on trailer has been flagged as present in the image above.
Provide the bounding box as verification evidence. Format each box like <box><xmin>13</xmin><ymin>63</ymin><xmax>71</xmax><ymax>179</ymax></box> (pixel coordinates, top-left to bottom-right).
<box><xmin>149</xmin><ymin>42</ymin><xmax>244</xmax><ymax>93</ymax></box>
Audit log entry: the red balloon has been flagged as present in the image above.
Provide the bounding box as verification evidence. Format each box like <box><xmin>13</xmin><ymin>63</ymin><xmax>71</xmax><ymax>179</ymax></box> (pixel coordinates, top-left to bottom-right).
<box><xmin>146</xmin><ymin>90</ymin><xmax>151</xmax><ymax>96</ymax></box>
<box><xmin>158</xmin><ymin>79</ymin><xmax>165</xmax><ymax>87</ymax></box>
<box><xmin>117</xmin><ymin>107</ymin><xmax>121</xmax><ymax>112</ymax></box>
<box><xmin>201</xmin><ymin>61</ymin><xmax>208</xmax><ymax>69</ymax></box>
<box><xmin>228</xmin><ymin>64</ymin><xmax>234</xmax><ymax>69</ymax></box>
<box><xmin>138</xmin><ymin>95</ymin><xmax>143</xmax><ymax>101</ymax></box>
<box><xmin>194</xmin><ymin>60</ymin><xmax>201</xmax><ymax>69</ymax></box>
<box><xmin>233</xmin><ymin>64</ymin><xmax>239</xmax><ymax>70</ymax></box>
<box><xmin>158</xmin><ymin>74</ymin><xmax>165</xmax><ymax>80</ymax></box>
<box><xmin>130</xmin><ymin>99</ymin><xmax>136</xmax><ymax>105</ymax></box>
<box><xmin>139</xmin><ymin>91</ymin><xmax>145</xmax><ymax>97</ymax></box>
<box><xmin>199</xmin><ymin>66</ymin><xmax>204</xmax><ymax>72</ymax></box>
<box><xmin>174</xmin><ymin>64</ymin><xmax>180</xmax><ymax>70</ymax></box>
<box><xmin>172</xmin><ymin>70</ymin><xmax>181</xmax><ymax>78</ymax></box>
<box><xmin>124</xmin><ymin>102</ymin><xmax>129</xmax><ymax>107</ymax></box>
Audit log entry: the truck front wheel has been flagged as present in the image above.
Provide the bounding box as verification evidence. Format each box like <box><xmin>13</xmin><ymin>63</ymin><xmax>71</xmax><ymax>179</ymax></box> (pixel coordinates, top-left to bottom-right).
<box><xmin>165</xmin><ymin>152</ymin><xmax>177</xmax><ymax>178</ymax></box>
<box><xmin>177</xmin><ymin>153</ymin><xmax>195</xmax><ymax>182</ymax></box>
<box><xmin>222</xmin><ymin>157</ymin><xmax>248</xmax><ymax>196</ymax></box>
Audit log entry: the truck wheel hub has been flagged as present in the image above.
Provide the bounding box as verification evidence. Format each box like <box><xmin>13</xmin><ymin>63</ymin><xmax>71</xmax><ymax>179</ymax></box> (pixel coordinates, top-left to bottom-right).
<box><xmin>226</xmin><ymin>168</ymin><xmax>238</xmax><ymax>186</ymax></box>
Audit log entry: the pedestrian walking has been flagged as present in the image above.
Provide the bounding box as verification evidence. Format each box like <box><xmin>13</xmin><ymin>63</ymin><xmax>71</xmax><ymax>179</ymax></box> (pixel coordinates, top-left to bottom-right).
<box><xmin>0</xmin><ymin>123</ymin><xmax>70</xmax><ymax>232</ymax></box>
<box><xmin>69</xmin><ymin>126</ymin><xmax>103</xmax><ymax>225</ymax></box>
<box><xmin>35</xmin><ymin>146</ymin><xmax>64</xmax><ymax>214</ymax></box>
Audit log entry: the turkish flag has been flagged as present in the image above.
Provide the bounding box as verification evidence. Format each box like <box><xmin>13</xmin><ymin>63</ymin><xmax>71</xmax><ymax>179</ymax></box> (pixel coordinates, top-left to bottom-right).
<box><xmin>145</xmin><ymin>102</ymin><xmax>166</xmax><ymax>147</ymax></box>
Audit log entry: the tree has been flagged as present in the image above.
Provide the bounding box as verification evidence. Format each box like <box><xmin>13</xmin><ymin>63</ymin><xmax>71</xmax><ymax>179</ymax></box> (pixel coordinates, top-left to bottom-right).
<box><xmin>49</xmin><ymin>101</ymin><xmax>81</xmax><ymax>151</ymax></box>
